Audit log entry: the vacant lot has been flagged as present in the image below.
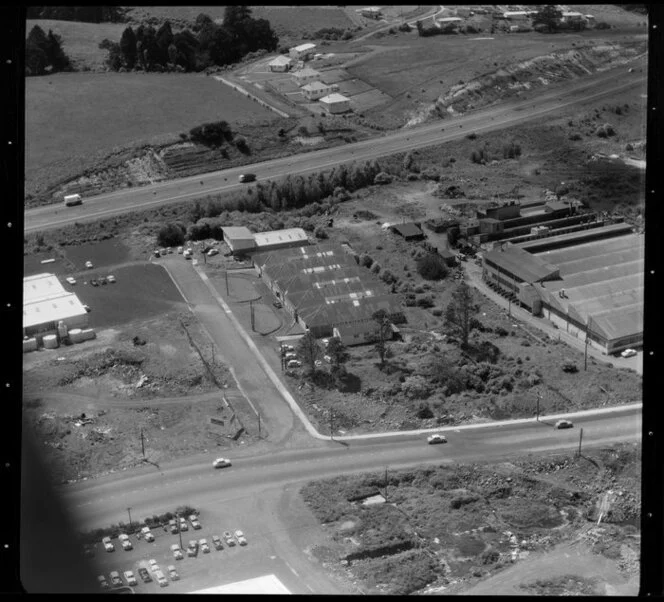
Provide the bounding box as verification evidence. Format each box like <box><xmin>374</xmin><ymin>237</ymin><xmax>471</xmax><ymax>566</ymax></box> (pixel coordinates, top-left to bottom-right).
<box><xmin>301</xmin><ymin>443</ymin><xmax>640</xmax><ymax>595</ymax></box>
<box><xmin>25</xmin><ymin>72</ymin><xmax>276</xmax><ymax>175</ymax></box>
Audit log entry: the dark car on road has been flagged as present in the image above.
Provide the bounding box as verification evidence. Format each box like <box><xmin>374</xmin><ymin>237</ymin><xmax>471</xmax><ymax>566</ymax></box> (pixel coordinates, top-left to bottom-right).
<box><xmin>238</xmin><ymin>173</ymin><xmax>256</xmax><ymax>183</ymax></box>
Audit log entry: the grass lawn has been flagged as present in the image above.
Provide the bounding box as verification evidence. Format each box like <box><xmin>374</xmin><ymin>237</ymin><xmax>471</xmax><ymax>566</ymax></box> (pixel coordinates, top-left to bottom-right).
<box><xmin>25</xmin><ymin>71</ymin><xmax>276</xmax><ymax>174</ymax></box>
<box><xmin>26</xmin><ymin>19</ymin><xmax>126</xmax><ymax>70</ymax></box>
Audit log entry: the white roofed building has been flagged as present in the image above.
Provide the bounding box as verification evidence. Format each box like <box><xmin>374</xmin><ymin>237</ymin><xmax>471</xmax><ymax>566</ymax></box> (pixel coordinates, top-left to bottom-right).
<box><xmin>289</xmin><ymin>43</ymin><xmax>316</xmax><ymax>60</ymax></box>
<box><xmin>319</xmin><ymin>93</ymin><xmax>351</xmax><ymax>114</ymax></box>
<box><xmin>268</xmin><ymin>55</ymin><xmax>293</xmax><ymax>72</ymax></box>
<box><xmin>254</xmin><ymin>228</ymin><xmax>309</xmax><ymax>253</ymax></box>
<box><xmin>503</xmin><ymin>11</ymin><xmax>529</xmax><ymax>20</ymax></box>
<box><xmin>23</xmin><ymin>273</ymin><xmax>89</xmax><ymax>340</ymax></box>
<box><xmin>301</xmin><ymin>80</ymin><xmax>339</xmax><ymax>101</ymax></box>
<box><xmin>292</xmin><ymin>67</ymin><xmax>322</xmax><ymax>86</ymax></box>
<box><xmin>222</xmin><ymin>226</ymin><xmax>256</xmax><ymax>254</ymax></box>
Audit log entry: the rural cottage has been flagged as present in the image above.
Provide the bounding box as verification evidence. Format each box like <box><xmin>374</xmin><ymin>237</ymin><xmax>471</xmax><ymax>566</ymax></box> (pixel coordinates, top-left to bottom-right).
<box><xmin>319</xmin><ymin>93</ymin><xmax>351</xmax><ymax>114</ymax></box>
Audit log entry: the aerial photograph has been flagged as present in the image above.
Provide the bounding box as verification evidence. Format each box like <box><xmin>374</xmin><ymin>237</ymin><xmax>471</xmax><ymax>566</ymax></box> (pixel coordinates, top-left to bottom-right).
<box><xmin>21</xmin><ymin>4</ymin><xmax>647</xmax><ymax>595</ymax></box>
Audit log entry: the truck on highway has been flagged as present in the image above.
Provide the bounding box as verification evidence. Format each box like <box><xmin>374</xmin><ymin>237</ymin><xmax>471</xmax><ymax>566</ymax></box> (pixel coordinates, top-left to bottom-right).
<box><xmin>64</xmin><ymin>194</ymin><xmax>83</xmax><ymax>206</ymax></box>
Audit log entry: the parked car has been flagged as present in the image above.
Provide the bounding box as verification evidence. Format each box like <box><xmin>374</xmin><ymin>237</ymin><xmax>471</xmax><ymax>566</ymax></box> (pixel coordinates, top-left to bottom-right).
<box><xmin>183</xmin><ymin>249</ymin><xmax>192</xmax><ymax>260</ymax></box>
<box><xmin>99</xmin><ymin>276</ymin><xmax>107</xmax><ymax>285</ymax></box>
<box><xmin>621</xmin><ymin>348</ymin><xmax>637</xmax><ymax>358</ymax></box>
<box><xmin>118</xmin><ymin>534</ymin><xmax>133</xmax><ymax>551</ymax></box>
<box><xmin>179</xmin><ymin>517</ymin><xmax>189</xmax><ymax>532</ymax></box>
<box><xmin>199</xmin><ymin>538</ymin><xmax>211</xmax><ymax>553</ymax></box>
<box><xmin>109</xmin><ymin>571</ymin><xmax>123</xmax><ymax>587</ymax></box>
<box><xmin>102</xmin><ymin>536</ymin><xmax>114</xmax><ymax>552</ymax></box>
<box><xmin>287</xmin><ymin>359</ymin><xmax>301</xmax><ymax>368</ymax></box>
<box><xmin>171</xmin><ymin>543</ymin><xmax>184</xmax><ymax>560</ymax></box>
<box><xmin>212</xmin><ymin>535</ymin><xmax>223</xmax><ymax>551</ymax></box>
<box><xmin>238</xmin><ymin>173</ymin><xmax>256</xmax><ymax>183</ymax></box>
<box><xmin>85</xmin><ymin>261</ymin><xmax>93</xmax><ymax>269</ymax></box>
<box><xmin>554</xmin><ymin>419</ymin><xmax>574</xmax><ymax>429</ymax></box>
<box><xmin>189</xmin><ymin>514</ymin><xmax>202</xmax><ymax>529</ymax></box>
<box><xmin>65</xmin><ymin>276</ymin><xmax>76</xmax><ymax>285</ymax></box>
<box><xmin>153</xmin><ymin>249</ymin><xmax>161</xmax><ymax>258</ymax></box>
<box><xmin>323</xmin><ymin>355</ymin><xmax>332</xmax><ymax>363</ymax></box>
<box><xmin>83</xmin><ymin>544</ymin><xmax>95</xmax><ymax>558</ymax></box>
<box><xmin>137</xmin><ymin>567</ymin><xmax>152</xmax><ymax>583</ymax></box>
<box><xmin>207</xmin><ymin>248</ymin><xmax>219</xmax><ymax>256</ymax></box>
<box><xmin>223</xmin><ymin>531</ymin><xmax>236</xmax><ymax>547</ymax></box>
<box><xmin>427</xmin><ymin>434</ymin><xmax>447</xmax><ymax>445</ymax></box>
<box><xmin>154</xmin><ymin>570</ymin><xmax>169</xmax><ymax>587</ymax></box>
<box><xmin>106</xmin><ymin>274</ymin><xmax>116</xmax><ymax>283</ymax></box>
<box><xmin>123</xmin><ymin>571</ymin><xmax>138</xmax><ymax>586</ymax></box>
<box><xmin>167</xmin><ymin>565</ymin><xmax>180</xmax><ymax>581</ymax></box>
<box><xmin>169</xmin><ymin>519</ymin><xmax>178</xmax><ymax>534</ymax></box>
<box><xmin>148</xmin><ymin>559</ymin><xmax>160</xmax><ymax>572</ymax></box>
<box><xmin>284</xmin><ymin>352</ymin><xmax>298</xmax><ymax>360</ymax></box>
<box><xmin>213</xmin><ymin>457</ymin><xmax>232</xmax><ymax>469</ymax></box>
<box><xmin>90</xmin><ymin>278</ymin><xmax>99</xmax><ymax>286</ymax></box>
<box><xmin>177</xmin><ymin>246</ymin><xmax>184</xmax><ymax>254</ymax></box>
<box><xmin>97</xmin><ymin>575</ymin><xmax>110</xmax><ymax>589</ymax></box>
<box><xmin>234</xmin><ymin>530</ymin><xmax>248</xmax><ymax>546</ymax></box>
<box><xmin>187</xmin><ymin>540</ymin><xmax>198</xmax><ymax>557</ymax></box>
<box><xmin>322</xmin><ymin>338</ymin><xmax>329</xmax><ymax>348</ymax></box>
<box><xmin>141</xmin><ymin>526</ymin><xmax>155</xmax><ymax>542</ymax></box>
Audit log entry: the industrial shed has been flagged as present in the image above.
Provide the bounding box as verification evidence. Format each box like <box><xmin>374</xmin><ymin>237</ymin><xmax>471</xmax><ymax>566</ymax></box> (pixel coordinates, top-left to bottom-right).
<box><xmin>222</xmin><ymin>226</ymin><xmax>256</xmax><ymax>254</ymax></box>
<box><xmin>253</xmin><ymin>228</ymin><xmax>309</xmax><ymax>253</ymax></box>
<box><xmin>389</xmin><ymin>222</ymin><xmax>425</xmax><ymax>240</ymax></box>
<box><xmin>289</xmin><ymin>43</ymin><xmax>316</xmax><ymax>60</ymax></box>
<box><xmin>482</xmin><ymin>245</ymin><xmax>560</xmax><ymax>296</ymax></box>
<box><xmin>23</xmin><ymin>273</ymin><xmax>89</xmax><ymax>342</ymax></box>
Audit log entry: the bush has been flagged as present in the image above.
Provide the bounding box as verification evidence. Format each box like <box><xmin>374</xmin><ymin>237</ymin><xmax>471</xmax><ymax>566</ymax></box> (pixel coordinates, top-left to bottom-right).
<box><xmin>466</xmin><ymin>132</ymin><xmax>477</xmax><ymax>140</ymax></box>
<box><xmin>503</xmin><ymin>141</ymin><xmax>522</xmax><ymax>159</ymax></box>
<box><xmin>416</xmin><ymin>295</ymin><xmax>435</xmax><ymax>308</ymax></box>
<box><xmin>431</xmin><ymin>308</ymin><xmax>443</xmax><ymax>317</ymax></box>
<box><xmin>569</xmin><ymin>132</ymin><xmax>582</xmax><ymax>141</ymax></box>
<box><xmin>314</xmin><ymin>226</ymin><xmax>328</xmax><ymax>239</ymax></box>
<box><xmin>381</xmin><ymin>269</ymin><xmax>397</xmax><ymax>284</ymax></box>
<box><xmin>595</xmin><ymin>123</ymin><xmax>615</xmax><ymax>138</ymax></box>
<box><xmin>371</xmin><ymin>262</ymin><xmax>381</xmax><ymax>274</ymax></box>
<box><xmin>360</xmin><ymin>254</ymin><xmax>374</xmax><ymax>268</ymax></box>
<box><xmin>416</xmin><ymin>402</ymin><xmax>434</xmax><ymax>419</ymax></box>
<box><xmin>157</xmin><ymin>223</ymin><xmax>185</xmax><ymax>247</ymax></box>
<box><xmin>235</xmin><ymin>136</ymin><xmax>250</xmax><ymax>153</ymax></box>
<box><xmin>416</xmin><ymin>254</ymin><xmax>448</xmax><ymax>280</ymax></box>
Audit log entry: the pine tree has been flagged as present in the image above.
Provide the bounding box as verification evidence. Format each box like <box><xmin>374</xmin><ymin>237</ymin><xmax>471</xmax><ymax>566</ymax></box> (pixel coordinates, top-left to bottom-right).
<box><xmin>120</xmin><ymin>27</ymin><xmax>137</xmax><ymax>69</ymax></box>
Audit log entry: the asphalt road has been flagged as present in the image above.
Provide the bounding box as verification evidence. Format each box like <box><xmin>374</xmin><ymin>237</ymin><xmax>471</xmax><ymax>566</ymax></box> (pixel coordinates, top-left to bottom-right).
<box><xmin>24</xmin><ymin>60</ymin><xmax>646</xmax><ymax>234</ymax></box>
<box><xmin>61</xmin><ymin>405</ymin><xmax>640</xmax><ymax>531</ymax></box>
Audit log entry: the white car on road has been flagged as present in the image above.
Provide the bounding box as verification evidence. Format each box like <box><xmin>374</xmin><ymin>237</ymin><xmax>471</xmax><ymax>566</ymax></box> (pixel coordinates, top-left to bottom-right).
<box><xmin>213</xmin><ymin>457</ymin><xmax>232</xmax><ymax>469</ymax></box>
<box><xmin>620</xmin><ymin>348</ymin><xmax>637</xmax><ymax>358</ymax></box>
<box><xmin>65</xmin><ymin>276</ymin><xmax>76</xmax><ymax>285</ymax></box>
<box><xmin>554</xmin><ymin>419</ymin><xmax>574</xmax><ymax>429</ymax></box>
<box><xmin>427</xmin><ymin>434</ymin><xmax>447</xmax><ymax>445</ymax></box>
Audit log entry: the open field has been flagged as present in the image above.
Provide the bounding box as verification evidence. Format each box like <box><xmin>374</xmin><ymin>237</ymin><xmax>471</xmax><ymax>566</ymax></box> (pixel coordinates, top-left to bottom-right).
<box><xmin>25</xmin><ymin>72</ymin><xmax>276</xmax><ymax>175</ymax></box>
<box><xmin>300</xmin><ymin>443</ymin><xmax>640</xmax><ymax>595</ymax></box>
<box><xmin>26</xmin><ymin>19</ymin><xmax>126</xmax><ymax>70</ymax></box>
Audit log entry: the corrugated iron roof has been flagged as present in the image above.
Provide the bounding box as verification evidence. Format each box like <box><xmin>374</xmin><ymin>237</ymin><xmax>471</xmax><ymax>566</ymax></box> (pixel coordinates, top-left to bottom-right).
<box><xmin>485</xmin><ymin>245</ymin><xmax>559</xmax><ymax>283</ymax></box>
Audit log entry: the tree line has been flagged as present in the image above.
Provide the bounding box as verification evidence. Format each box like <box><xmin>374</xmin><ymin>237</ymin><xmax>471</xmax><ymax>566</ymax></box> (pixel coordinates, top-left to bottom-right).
<box><xmin>100</xmin><ymin>6</ymin><xmax>278</xmax><ymax>72</ymax></box>
<box><xmin>25</xmin><ymin>25</ymin><xmax>71</xmax><ymax>76</ymax></box>
<box><xmin>27</xmin><ymin>6</ymin><xmax>126</xmax><ymax>23</ymax></box>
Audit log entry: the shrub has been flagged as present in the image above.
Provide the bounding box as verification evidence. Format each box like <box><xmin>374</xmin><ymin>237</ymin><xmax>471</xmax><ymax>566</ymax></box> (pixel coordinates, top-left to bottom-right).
<box><xmin>360</xmin><ymin>254</ymin><xmax>374</xmax><ymax>268</ymax></box>
<box><xmin>466</xmin><ymin>132</ymin><xmax>477</xmax><ymax>140</ymax></box>
<box><xmin>416</xmin><ymin>254</ymin><xmax>448</xmax><ymax>280</ymax></box>
<box><xmin>381</xmin><ymin>269</ymin><xmax>397</xmax><ymax>284</ymax></box>
<box><xmin>503</xmin><ymin>141</ymin><xmax>522</xmax><ymax>159</ymax></box>
<box><xmin>157</xmin><ymin>223</ymin><xmax>185</xmax><ymax>247</ymax></box>
<box><xmin>314</xmin><ymin>226</ymin><xmax>328</xmax><ymax>239</ymax></box>
<box><xmin>569</xmin><ymin>132</ymin><xmax>582</xmax><ymax>141</ymax></box>
<box><xmin>374</xmin><ymin>172</ymin><xmax>393</xmax><ymax>185</ymax></box>
<box><xmin>235</xmin><ymin>136</ymin><xmax>250</xmax><ymax>153</ymax></box>
<box><xmin>416</xmin><ymin>402</ymin><xmax>434</xmax><ymax>419</ymax></box>
<box><xmin>416</xmin><ymin>295</ymin><xmax>435</xmax><ymax>308</ymax></box>
<box><xmin>595</xmin><ymin>123</ymin><xmax>615</xmax><ymax>138</ymax></box>
<box><xmin>432</xmin><ymin>308</ymin><xmax>443</xmax><ymax>317</ymax></box>
<box><xmin>371</xmin><ymin>262</ymin><xmax>381</xmax><ymax>274</ymax></box>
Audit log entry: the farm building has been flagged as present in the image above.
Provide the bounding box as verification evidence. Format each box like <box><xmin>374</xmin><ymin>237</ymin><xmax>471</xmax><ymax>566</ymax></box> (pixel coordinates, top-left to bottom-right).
<box><xmin>360</xmin><ymin>7</ymin><xmax>382</xmax><ymax>19</ymax></box>
<box><xmin>561</xmin><ymin>11</ymin><xmax>584</xmax><ymax>22</ymax></box>
<box><xmin>253</xmin><ymin>228</ymin><xmax>309</xmax><ymax>253</ymax></box>
<box><xmin>389</xmin><ymin>222</ymin><xmax>426</xmax><ymax>241</ymax></box>
<box><xmin>301</xmin><ymin>81</ymin><xmax>340</xmax><ymax>101</ymax></box>
<box><xmin>292</xmin><ymin>67</ymin><xmax>322</xmax><ymax>86</ymax></box>
<box><xmin>476</xmin><ymin>200</ymin><xmax>521</xmax><ymax>221</ymax></box>
<box><xmin>319</xmin><ymin>93</ymin><xmax>351</xmax><ymax>114</ymax></box>
<box><xmin>222</xmin><ymin>226</ymin><xmax>256</xmax><ymax>254</ymax></box>
<box><xmin>438</xmin><ymin>247</ymin><xmax>457</xmax><ymax>267</ymax></box>
<box><xmin>23</xmin><ymin>273</ymin><xmax>89</xmax><ymax>343</ymax></box>
<box><xmin>482</xmin><ymin>230</ymin><xmax>644</xmax><ymax>354</ymax></box>
<box><xmin>269</xmin><ymin>55</ymin><xmax>293</xmax><ymax>72</ymax></box>
<box><xmin>289</xmin><ymin>43</ymin><xmax>316</xmax><ymax>61</ymax></box>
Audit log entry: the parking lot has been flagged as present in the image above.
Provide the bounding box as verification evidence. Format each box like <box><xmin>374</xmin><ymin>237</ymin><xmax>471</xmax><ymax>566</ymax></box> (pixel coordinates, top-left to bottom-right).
<box><xmin>90</xmin><ymin>515</ymin><xmax>252</xmax><ymax>593</ymax></box>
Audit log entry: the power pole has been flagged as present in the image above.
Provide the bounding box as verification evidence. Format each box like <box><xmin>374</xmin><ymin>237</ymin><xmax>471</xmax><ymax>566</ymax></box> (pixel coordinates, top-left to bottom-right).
<box><xmin>225</xmin><ymin>270</ymin><xmax>229</xmax><ymax>295</ymax></box>
<box><xmin>176</xmin><ymin>512</ymin><xmax>183</xmax><ymax>550</ymax></box>
<box><xmin>329</xmin><ymin>409</ymin><xmax>334</xmax><ymax>439</ymax></box>
<box><xmin>384</xmin><ymin>466</ymin><xmax>388</xmax><ymax>502</ymax></box>
<box><xmin>584</xmin><ymin>319</ymin><xmax>590</xmax><ymax>371</ymax></box>
<box><xmin>127</xmin><ymin>507</ymin><xmax>133</xmax><ymax>531</ymax></box>
<box><xmin>140</xmin><ymin>428</ymin><xmax>145</xmax><ymax>458</ymax></box>
<box><xmin>250</xmin><ymin>300</ymin><xmax>255</xmax><ymax>331</ymax></box>
<box><xmin>536</xmin><ymin>392</ymin><xmax>541</xmax><ymax>421</ymax></box>
<box><xmin>258</xmin><ymin>412</ymin><xmax>261</xmax><ymax>439</ymax></box>
<box><xmin>577</xmin><ymin>427</ymin><xmax>584</xmax><ymax>458</ymax></box>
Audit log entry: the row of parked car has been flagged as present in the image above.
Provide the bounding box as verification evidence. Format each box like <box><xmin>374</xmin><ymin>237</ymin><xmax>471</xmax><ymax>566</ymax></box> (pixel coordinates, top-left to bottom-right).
<box><xmin>98</xmin><ymin>561</ymin><xmax>179</xmax><ymax>590</ymax></box>
<box><xmin>154</xmin><ymin>245</ymin><xmax>220</xmax><ymax>259</ymax></box>
<box><xmin>177</xmin><ymin>530</ymin><xmax>247</xmax><ymax>561</ymax></box>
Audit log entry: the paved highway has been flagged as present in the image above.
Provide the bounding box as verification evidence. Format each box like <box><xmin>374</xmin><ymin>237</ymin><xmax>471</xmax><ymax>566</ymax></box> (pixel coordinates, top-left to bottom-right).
<box><xmin>24</xmin><ymin>60</ymin><xmax>646</xmax><ymax>234</ymax></box>
<box><xmin>61</xmin><ymin>404</ymin><xmax>640</xmax><ymax>531</ymax></box>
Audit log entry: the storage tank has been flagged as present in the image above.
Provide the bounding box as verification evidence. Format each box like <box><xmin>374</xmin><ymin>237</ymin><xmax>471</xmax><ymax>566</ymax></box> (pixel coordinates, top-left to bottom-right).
<box><xmin>531</xmin><ymin>297</ymin><xmax>543</xmax><ymax>316</ymax></box>
<box><xmin>57</xmin><ymin>320</ymin><xmax>68</xmax><ymax>338</ymax></box>
<box><xmin>69</xmin><ymin>328</ymin><xmax>83</xmax><ymax>343</ymax></box>
<box><xmin>22</xmin><ymin>338</ymin><xmax>38</xmax><ymax>353</ymax></box>
<box><xmin>43</xmin><ymin>334</ymin><xmax>59</xmax><ymax>349</ymax></box>
<box><xmin>80</xmin><ymin>329</ymin><xmax>96</xmax><ymax>341</ymax></box>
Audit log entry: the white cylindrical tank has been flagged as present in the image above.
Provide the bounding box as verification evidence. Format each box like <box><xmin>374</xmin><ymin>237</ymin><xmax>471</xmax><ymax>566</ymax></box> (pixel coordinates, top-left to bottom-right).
<box><xmin>43</xmin><ymin>334</ymin><xmax>59</xmax><ymax>349</ymax></box>
<box><xmin>23</xmin><ymin>338</ymin><xmax>38</xmax><ymax>353</ymax></box>
<box><xmin>69</xmin><ymin>328</ymin><xmax>83</xmax><ymax>343</ymax></box>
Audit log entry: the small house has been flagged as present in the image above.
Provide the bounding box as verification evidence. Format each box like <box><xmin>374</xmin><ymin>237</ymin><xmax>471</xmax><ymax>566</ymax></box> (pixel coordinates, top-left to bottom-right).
<box><xmin>269</xmin><ymin>55</ymin><xmax>293</xmax><ymax>72</ymax></box>
<box><xmin>502</xmin><ymin>11</ymin><xmax>529</xmax><ymax>20</ymax></box>
<box><xmin>292</xmin><ymin>67</ymin><xmax>322</xmax><ymax>86</ymax></box>
<box><xmin>389</xmin><ymin>222</ymin><xmax>425</xmax><ymax>241</ymax></box>
<box><xmin>360</xmin><ymin>7</ymin><xmax>382</xmax><ymax>19</ymax></box>
<box><xmin>436</xmin><ymin>16</ymin><xmax>464</xmax><ymax>30</ymax></box>
<box><xmin>319</xmin><ymin>93</ymin><xmax>351</xmax><ymax>114</ymax></box>
<box><xmin>301</xmin><ymin>81</ymin><xmax>339</xmax><ymax>101</ymax></box>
